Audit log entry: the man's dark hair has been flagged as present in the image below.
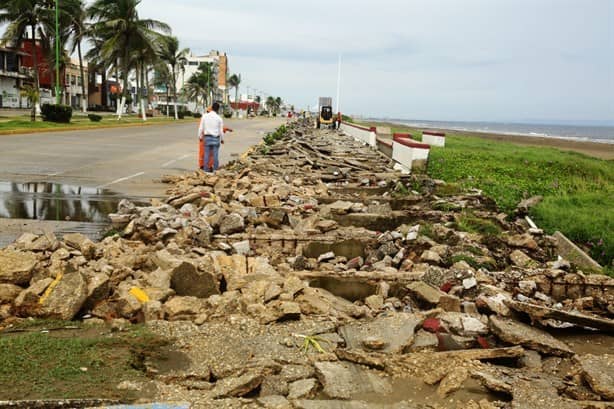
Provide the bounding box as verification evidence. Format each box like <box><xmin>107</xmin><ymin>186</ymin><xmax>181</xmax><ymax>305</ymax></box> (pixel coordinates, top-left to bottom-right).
<box><xmin>212</xmin><ymin>102</ymin><xmax>220</xmax><ymax>112</ymax></box>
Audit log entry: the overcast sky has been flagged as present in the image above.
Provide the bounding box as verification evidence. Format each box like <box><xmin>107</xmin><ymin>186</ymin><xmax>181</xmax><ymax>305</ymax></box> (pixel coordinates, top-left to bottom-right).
<box><xmin>86</xmin><ymin>1</ymin><xmax>614</xmax><ymax>122</ymax></box>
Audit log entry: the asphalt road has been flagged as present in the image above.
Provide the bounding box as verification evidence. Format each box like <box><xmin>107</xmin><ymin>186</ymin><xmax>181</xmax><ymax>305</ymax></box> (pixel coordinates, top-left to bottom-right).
<box><xmin>0</xmin><ymin>117</ymin><xmax>284</xmax><ymax>198</ymax></box>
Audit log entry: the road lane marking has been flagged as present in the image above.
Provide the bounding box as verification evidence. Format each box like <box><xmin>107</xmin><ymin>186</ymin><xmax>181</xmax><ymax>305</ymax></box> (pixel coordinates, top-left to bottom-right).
<box><xmin>162</xmin><ymin>154</ymin><xmax>191</xmax><ymax>168</ymax></box>
<box><xmin>96</xmin><ymin>172</ymin><xmax>145</xmax><ymax>189</ymax></box>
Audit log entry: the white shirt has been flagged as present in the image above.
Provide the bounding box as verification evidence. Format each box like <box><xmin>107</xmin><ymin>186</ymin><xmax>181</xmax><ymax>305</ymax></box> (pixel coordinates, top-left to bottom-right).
<box><xmin>198</xmin><ymin>111</ymin><xmax>224</xmax><ymax>141</ymax></box>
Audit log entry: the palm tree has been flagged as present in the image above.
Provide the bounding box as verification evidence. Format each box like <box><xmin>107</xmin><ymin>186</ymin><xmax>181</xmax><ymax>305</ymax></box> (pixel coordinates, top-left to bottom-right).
<box><xmin>265</xmin><ymin>96</ymin><xmax>274</xmax><ymax>115</ymax></box>
<box><xmin>159</xmin><ymin>36</ymin><xmax>188</xmax><ymax>120</ymax></box>
<box><xmin>0</xmin><ymin>0</ymin><xmax>49</xmax><ymax>118</ymax></box>
<box><xmin>153</xmin><ymin>63</ymin><xmax>172</xmax><ymax>116</ymax></box>
<box><xmin>182</xmin><ymin>80</ymin><xmax>206</xmax><ymax>113</ymax></box>
<box><xmin>20</xmin><ymin>84</ymin><xmax>39</xmax><ymax>121</ymax></box>
<box><xmin>183</xmin><ymin>62</ymin><xmax>216</xmax><ymax>111</ymax></box>
<box><xmin>89</xmin><ymin>0</ymin><xmax>170</xmax><ymax>120</ymax></box>
<box><xmin>65</xmin><ymin>0</ymin><xmax>88</xmax><ymax>112</ymax></box>
<box><xmin>227</xmin><ymin>73</ymin><xmax>240</xmax><ymax>112</ymax></box>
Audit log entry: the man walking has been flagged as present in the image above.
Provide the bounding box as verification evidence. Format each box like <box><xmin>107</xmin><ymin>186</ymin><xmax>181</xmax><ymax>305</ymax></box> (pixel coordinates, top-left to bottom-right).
<box><xmin>198</xmin><ymin>102</ymin><xmax>225</xmax><ymax>172</ymax></box>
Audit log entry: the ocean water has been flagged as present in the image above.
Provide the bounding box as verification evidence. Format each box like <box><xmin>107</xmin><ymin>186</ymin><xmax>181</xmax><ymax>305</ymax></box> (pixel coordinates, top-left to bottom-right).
<box><xmin>375</xmin><ymin>119</ymin><xmax>614</xmax><ymax>144</ymax></box>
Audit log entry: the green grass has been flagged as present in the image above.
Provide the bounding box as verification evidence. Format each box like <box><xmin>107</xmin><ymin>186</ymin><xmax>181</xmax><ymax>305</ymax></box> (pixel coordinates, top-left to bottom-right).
<box><xmin>0</xmin><ymin>321</ymin><xmax>168</xmax><ymax>400</ymax></box>
<box><xmin>361</xmin><ymin>121</ymin><xmax>614</xmax><ymax>269</ymax></box>
<box><xmin>0</xmin><ymin>114</ymin><xmax>193</xmax><ymax>133</ymax></box>
<box><xmin>454</xmin><ymin>212</ymin><xmax>502</xmax><ymax>236</ymax></box>
<box><xmin>427</xmin><ymin>136</ymin><xmax>613</xmax><ymax>268</ymax></box>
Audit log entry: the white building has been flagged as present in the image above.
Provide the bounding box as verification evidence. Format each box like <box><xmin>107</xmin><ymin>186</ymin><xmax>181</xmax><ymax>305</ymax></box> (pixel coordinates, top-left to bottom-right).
<box><xmin>0</xmin><ymin>46</ymin><xmax>31</xmax><ymax>108</ymax></box>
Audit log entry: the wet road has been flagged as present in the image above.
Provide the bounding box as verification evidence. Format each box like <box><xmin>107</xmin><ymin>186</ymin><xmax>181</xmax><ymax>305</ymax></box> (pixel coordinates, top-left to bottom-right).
<box><xmin>0</xmin><ymin>117</ymin><xmax>283</xmax><ymax>198</ymax></box>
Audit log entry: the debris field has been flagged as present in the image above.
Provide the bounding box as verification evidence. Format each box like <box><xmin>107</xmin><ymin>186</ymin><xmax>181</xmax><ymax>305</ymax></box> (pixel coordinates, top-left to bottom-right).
<box><xmin>0</xmin><ymin>118</ymin><xmax>612</xmax><ymax>409</ymax></box>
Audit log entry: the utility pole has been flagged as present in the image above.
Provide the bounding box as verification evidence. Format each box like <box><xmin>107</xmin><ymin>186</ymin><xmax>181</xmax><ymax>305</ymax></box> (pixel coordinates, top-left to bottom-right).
<box><xmin>55</xmin><ymin>0</ymin><xmax>60</xmax><ymax>104</ymax></box>
<box><xmin>335</xmin><ymin>54</ymin><xmax>341</xmax><ymax>114</ymax></box>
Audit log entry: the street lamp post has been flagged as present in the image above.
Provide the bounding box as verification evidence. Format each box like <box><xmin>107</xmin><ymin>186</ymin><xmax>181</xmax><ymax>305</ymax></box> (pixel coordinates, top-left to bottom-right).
<box><xmin>55</xmin><ymin>0</ymin><xmax>60</xmax><ymax>105</ymax></box>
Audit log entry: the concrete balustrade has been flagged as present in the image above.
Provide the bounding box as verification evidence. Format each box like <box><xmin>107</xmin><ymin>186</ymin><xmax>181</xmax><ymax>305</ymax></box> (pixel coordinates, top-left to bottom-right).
<box><xmin>338</xmin><ymin>125</ymin><xmax>431</xmax><ymax>173</ymax></box>
<box><xmin>340</xmin><ymin>122</ymin><xmax>377</xmax><ymax>147</ymax></box>
<box><xmin>392</xmin><ymin>134</ymin><xmax>431</xmax><ymax>171</ymax></box>
<box><xmin>422</xmin><ymin>130</ymin><xmax>446</xmax><ymax>147</ymax></box>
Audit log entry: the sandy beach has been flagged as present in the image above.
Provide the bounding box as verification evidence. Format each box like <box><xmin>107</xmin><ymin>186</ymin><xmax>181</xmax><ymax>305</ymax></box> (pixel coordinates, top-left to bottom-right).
<box><xmin>446</xmin><ymin>129</ymin><xmax>614</xmax><ymax>160</ymax></box>
<box><xmin>374</xmin><ymin>122</ymin><xmax>614</xmax><ymax>160</ymax></box>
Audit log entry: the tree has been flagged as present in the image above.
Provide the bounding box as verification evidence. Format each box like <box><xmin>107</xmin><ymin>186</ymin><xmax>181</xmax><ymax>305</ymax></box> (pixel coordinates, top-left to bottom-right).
<box><xmin>153</xmin><ymin>63</ymin><xmax>172</xmax><ymax>116</ymax></box>
<box><xmin>182</xmin><ymin>62</ymin><xmax>216</xmax><ymax>111</ymax></box>
<box><xmin>65</xmin><ymin>0</ymin><xmax>88</xmax><ymax>112</ymax></box>
<box><xmin>0</xmin><ymin>0</ymin><xmax>50</xmax><ymax>112</ymax></box>
<box><xmin>89</xmin><ymin>0</ymin><xmax>170</xmax><ymax>120</ymax></box>
<box><xmin>20</xmin><ymin>84</ymin><xmax>39</xmax><ymax>122</ymax></box>
<box><xmin>227</xmin><ymin>73</ymin><xmax>240</xmax><ymax>111</ymax></box>
<box><xmin>159</xmin><ymin>36</ymin><xmax>188</xmax><ymax>120</ymax></box>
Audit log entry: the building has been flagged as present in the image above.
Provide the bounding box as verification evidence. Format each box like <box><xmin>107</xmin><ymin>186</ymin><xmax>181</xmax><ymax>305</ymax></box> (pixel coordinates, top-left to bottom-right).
<box><xmin>154</xmin><ymin>50</ymin><xmax>229</xmax><ymax>112</ymax></box>
<box><xmin>0</xmin><ymin>46</ymin><xmax>31</xmax><ymax>108</ymax></box>
<box><xmin>19</xmin><ymin>39</ymin><xmax>88</xmax><ymax>108</ymax></box>
<box><xmin>63</xmin><ymin>57</ymin><xmax>88</xmax><ymax>110</ymax></box>
<box><xmin>179</xmin><ymin>50</ymin><xmax>228</xmax><ymax>102</ymax></box>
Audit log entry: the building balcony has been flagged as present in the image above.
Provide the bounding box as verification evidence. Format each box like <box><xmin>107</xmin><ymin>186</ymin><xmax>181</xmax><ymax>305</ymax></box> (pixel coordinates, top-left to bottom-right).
<box><xmin>0</xmin><ymin>67</ymin><xmax>31</xmax><ymax>80</ymax></box>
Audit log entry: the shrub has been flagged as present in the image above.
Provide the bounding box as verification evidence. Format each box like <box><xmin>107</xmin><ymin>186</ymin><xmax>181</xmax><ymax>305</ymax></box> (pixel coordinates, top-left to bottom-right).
<box><xmin>193</xmin><ymin>112</ymin><xmax>202</xmax><ymax>118</ymax></box>
<box><xmin>177</xmin><ymin>111</ymin><xmax>185</xmax><ymax>119</ymax></box>
<box><xmin>223</xmin><ymin>110</ymin><xmax>233</xmax><ymax>119</ymax></box>
<box><xmin>87</xmin><ymin>113</ymin><xmax>102</xmax><ymax>122</ymax></box>
<box><xmin>41</xmin><ymin>103</ymin><xmax>72</xmax><ymax>123</ymax></box>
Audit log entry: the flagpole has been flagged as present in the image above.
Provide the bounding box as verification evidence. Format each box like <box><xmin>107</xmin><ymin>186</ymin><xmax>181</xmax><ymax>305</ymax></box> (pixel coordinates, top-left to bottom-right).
<box><xmin>335</xmin><ymin>54</ymin><xmax>341</xmax><ymax>113</ymax></box>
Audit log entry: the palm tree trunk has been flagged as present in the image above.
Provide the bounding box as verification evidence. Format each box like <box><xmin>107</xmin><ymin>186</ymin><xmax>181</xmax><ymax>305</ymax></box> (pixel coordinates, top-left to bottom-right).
<box><xmin>30</xmin><ymin>25</ymin><xmax>40</xmax><ymax>120</ymax></box>
<box><xmin>172</xmin><ymin>64</ymin><xmax>178</xmax><ymax>120</ymax></box>
<box><xmin>115</xmin><ymin>63</ymin><xmax>121</xmax><ymax>118</ymax></box>
<box><xmin>166</xmin><ymin>84</ymin><xmax>169</xmax><ymax>116</ymax></box>
<box><xmin>234</xmin><ymin>87</ymin><xmax>239</xmax><ymax>118</ymax></box>
<box><xmin>77</xmin><ymin>40</ymin><xmax>86</xmax><ymax>112</ymax></box>
<box><xmin>140</xmin><ymin>62</ymin><xmax>147</xmax><ymax>121</ymax></box>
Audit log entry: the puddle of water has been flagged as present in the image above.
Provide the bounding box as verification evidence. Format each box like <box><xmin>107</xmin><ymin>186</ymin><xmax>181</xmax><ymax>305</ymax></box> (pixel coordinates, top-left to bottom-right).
<box><xmin>353</xmin><ymin>376</ymin><xmax>504</xmax><ymax>406</ymax></box>
<box><xmin>553</xmin><ymin>330</ymin><xmax>614</xmax><ymax>355</ymax></box>
<box><xmin>0</xmin><ymin>181</ymin><xmax>138</xmax><ymax>223</ymax></box>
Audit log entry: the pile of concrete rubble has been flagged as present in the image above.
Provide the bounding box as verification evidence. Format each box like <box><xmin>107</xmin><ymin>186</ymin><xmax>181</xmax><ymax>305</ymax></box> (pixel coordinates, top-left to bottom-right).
<box><xmin>0</xmin><ymin>119</ymin><xmax>612</xmax><ymax>408</ymax></box>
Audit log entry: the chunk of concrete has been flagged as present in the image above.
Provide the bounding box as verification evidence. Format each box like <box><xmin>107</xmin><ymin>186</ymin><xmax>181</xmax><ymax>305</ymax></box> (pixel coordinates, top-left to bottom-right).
<box><xmin>575</xmin><ymin>354</ymin><xmax>614</xmax><ymax>400</ymax></box>
<box><xmin>39</xmin><ymin>271</ymin><xmax>88</xmax><ymax>320</ymax></box>
<box><xmin>0</xmin><ymin>249</ymin><xmax>38</xmax><ymax>285</ymax></box>
<box><xmin>314</xmin><ymin>361</ymin><xmax>392</xmax><ymax>400</ymax></box>
<box><xmin>489</xmin><ymin>316</ymin><xmax>573</xmax><ymax>356</ymax></box>
<box><xmin>339</xmin><ymin>313</ymin><xmax>422</xmax><ymax>354</ymax></box>
<box><xmin>211</xmin><ymin>371</ymin><xmax>263</xmax><ymax>398</ymax></box>
<box><xmin>407</xmin><ymin>281</ymin><xmax>446</xmax><ymax>306</ymax></box>
<box><xmin>553</xmin><ymin>231</ymin><xmax>602</xmax><ymax>273</ymax></box>
<box><xmin>170</xmin><ymin>261</ymin><xmax>219</xmax><ymax>298</ymax></box>
<box><xmin>288</xmin><ymin>378</ymin><xmax>318</xmax><ymax>399</ymax></box>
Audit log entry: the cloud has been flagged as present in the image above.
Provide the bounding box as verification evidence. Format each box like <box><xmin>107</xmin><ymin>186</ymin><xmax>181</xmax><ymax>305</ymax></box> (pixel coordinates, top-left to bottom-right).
<box><xmin>73</xmin><ymin>0</ymin><xmax>614</xmax><ymax>121</ymax></box>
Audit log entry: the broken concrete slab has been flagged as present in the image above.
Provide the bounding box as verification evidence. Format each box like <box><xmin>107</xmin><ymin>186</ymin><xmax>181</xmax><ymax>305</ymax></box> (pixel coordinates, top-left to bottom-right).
<box><xmin>507</xmin><ymin>300</ymin><xmax>614</xmax><ymax>333</ymax></box>
<box><xmin>437</xmin><ymin>367</ymin><xmax>469</xmax><ymax>397</ymax></box>
<box><xmin>0</xmin><ymin>249</ymin><xmax>38</xmax><ymax>286</ymax></box>
<box><xmin>210</xmin><ymin>371</ymin><xmax>264</xmax><ymax>398</ymax></box>
<box><xmin>339</xmin><ymin>313</ymin><xmax>422</xmax><ymax>354</ymax></box>
<box><xmin>287</xmin><ymin>378</ymin><xmax>318</xmax><ymax>400</ymax></box>
<box><xmin>553</xmin><ymin>231</ymin><xmax>602</xmax><ymax>273</ymax></box>
<box><xmin>575</xmin><ymin>354</ymin><xmax>614</xmax><ymax>400</ymax></box>
<box><xmin>39</xmin><ymin>271</ymin><xmax>88</xmax><ymax>320</ymax></box>
<box><xmin>170</xmin><ymin>262</ymin><xmax>219</xmax><ymax>299</ymax></box>
<box><xmin>489</xmin><ymin>316</ymin><xmax>574</xmax><ymax>356</ymax></box>
<box><xmin>314</xmin><ymin>361</ymin><xmax>392</xmax><ymax>400</ymax></box>
<box><xmin>406</xmin><ymin>281</ymin><xmax>446</xmax><ymax>306</ymax></box>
